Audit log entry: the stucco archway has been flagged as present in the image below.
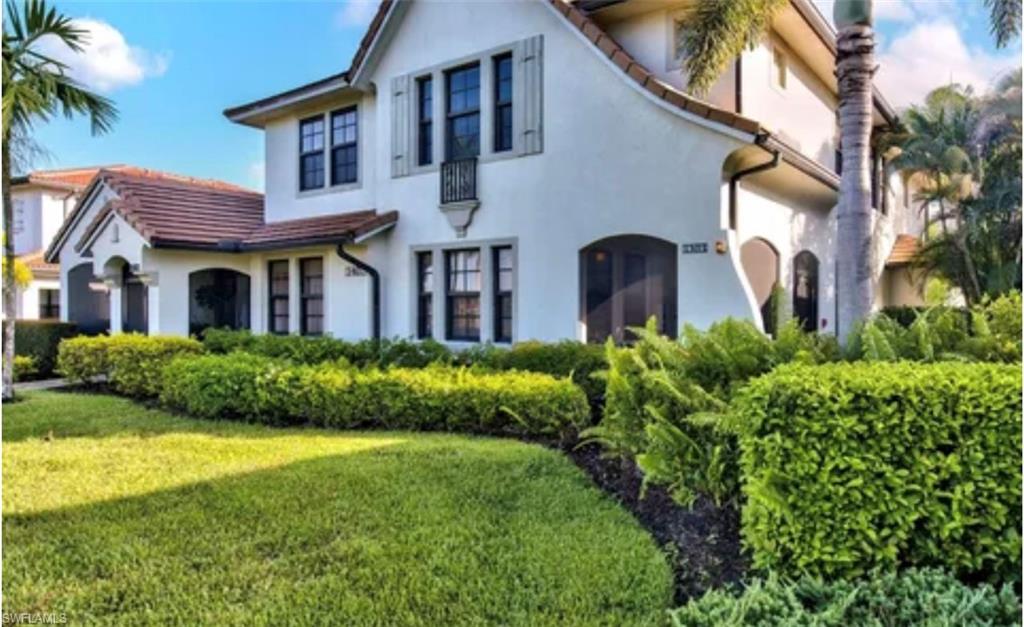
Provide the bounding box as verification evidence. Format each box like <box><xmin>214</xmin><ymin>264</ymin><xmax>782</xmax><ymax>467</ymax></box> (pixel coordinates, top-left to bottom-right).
<box><xmin>740</xmin><ymin>237</ymin><xmax>779</xmax><ymax>335</ymax></box>
<box><xmin>579</xmin><ymin>235</ymin><xmax>677</xmax><ymax>343</ymax></box>
<box><xmin>188</xmin><ymin>268</ymin><xmax>251</xmax><ymax>336</ymax></box>
<box><xmin>67</xmin><ymin>262</ymin><xmax>110</xmax><ymax>334</ymax></box>
<box><xmin>102</xmin><ymin>256</ymin><xmax>148</xmax><ymax>334</ymax></box>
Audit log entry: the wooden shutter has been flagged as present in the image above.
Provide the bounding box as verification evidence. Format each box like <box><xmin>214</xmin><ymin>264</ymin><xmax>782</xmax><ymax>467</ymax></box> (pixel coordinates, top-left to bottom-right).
<box><xmin>391</xmin><ymin>74</ymin><xmax>411</xmax><ymax>177</ymax></box>
<box><xmin>516</xmin><ymin>35</ymin><xmax>544</xmax><ymax>156</ymax></box>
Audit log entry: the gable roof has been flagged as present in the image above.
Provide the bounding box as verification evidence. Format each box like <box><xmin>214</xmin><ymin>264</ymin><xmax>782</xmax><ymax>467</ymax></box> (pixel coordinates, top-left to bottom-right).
<box><xmin>46</xmin><ymin>168</ymin><xmax>397</xmax><ymax>262</ymax></box>
<box><xmin>11</xmin><ymin>165</ymin><xmax>130</xmax><ymax>192</ymax></box>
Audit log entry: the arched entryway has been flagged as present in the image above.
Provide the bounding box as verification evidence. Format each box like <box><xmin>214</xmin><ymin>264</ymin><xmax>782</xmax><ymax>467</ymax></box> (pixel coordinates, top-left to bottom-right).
<box><xmin>67</xmin><ymin>262</ymin><xmax>110</xmax><ymax>334</ymax></box>
<box><xmin>103</xmin><ymin>256</ymin><xmax>148</xmax><ymax>334</ymax></box>
<box><xmin>740</xmin><ymin>237</ymin><xmax>780</xmax><ymax>335</ymax></box>
<box><xmin>792</xmin><ymin>250</ymin><xmax>819</xmax><ymax>332</ymax></box>
<box><xmin>579</xmin><ymin>235</ymin><xmax>677</xmax><ymax>343</ymax></box>
<box><xmin>189</xmin><ymin>269</ymin><xmax>251</xmax><ymax>336</ymax></box>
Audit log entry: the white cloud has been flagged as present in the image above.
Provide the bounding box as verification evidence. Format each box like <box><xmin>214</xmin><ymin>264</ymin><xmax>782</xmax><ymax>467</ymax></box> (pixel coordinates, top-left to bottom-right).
<box><xmin>37</xmin><ymin>18</ymin><xmax>169</xmax><ymax>93</ymax></box>
<box><xmin>875</xmin><ymin>20</ymin><xmax>1019</xmax><ymax>108</ymax></box>
<box><xmin>334</xmin><ymin>0</ymin><xmax>378</xmax><ymax>29</ymax></box>
<box><xmin>874</xmin><ymin>0</ymin><xmax>914</xmax><ymax>22</ymax></box>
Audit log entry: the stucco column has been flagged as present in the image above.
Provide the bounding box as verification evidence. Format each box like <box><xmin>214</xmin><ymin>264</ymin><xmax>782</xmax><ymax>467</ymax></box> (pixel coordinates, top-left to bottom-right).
<box><xmin>103</xmin><ymin>272</ymin><xmax>123</xmax><ymax>334</ymax></box>
<box><xmin>138</xmin><ymin>271</ymin><xmax>160</xmax><ymax>336</ymax></box>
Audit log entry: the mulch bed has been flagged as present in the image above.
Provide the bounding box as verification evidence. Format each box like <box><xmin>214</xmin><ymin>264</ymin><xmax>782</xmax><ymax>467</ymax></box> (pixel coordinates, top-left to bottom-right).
<box><xmin>558</xmin><ymin>440</ymin><xmax>748</xmax><ymax>604</ymax></box>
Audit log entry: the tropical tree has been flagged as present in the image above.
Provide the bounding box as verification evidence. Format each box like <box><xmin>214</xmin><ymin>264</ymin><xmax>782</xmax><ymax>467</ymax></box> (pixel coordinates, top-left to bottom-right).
<box><xmin>678</xmin><ymin>0</ymin><xmax>1020</xmax><ymax>342</ymax></box>
<box><xmin>2</xmin><ymin>0</ymin><xmax>117</xmax><ymax>400</ymax></box>
<box><xmin>895</xmin><ymin>77</ymin><xmax>1022</xmax><ymax>304</ymax></box>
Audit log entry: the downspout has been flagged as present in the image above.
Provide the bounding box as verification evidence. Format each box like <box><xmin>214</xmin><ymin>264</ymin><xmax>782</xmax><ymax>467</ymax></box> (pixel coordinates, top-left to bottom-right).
<box><xmin>728</xmin><ymin>144</ymin><xmax>780</xmax><ymax>230</ymax></box>
<box><xmin>336</xmin><ymin>241</ymin><xmax>381</xmax><ymax>341</ymax></box>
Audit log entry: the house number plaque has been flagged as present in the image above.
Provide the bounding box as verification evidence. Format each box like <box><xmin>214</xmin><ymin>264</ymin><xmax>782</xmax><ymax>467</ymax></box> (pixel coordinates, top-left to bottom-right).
<box><xmin>681</xmin><ymin>242</ymin><xmax>708</xmax><ymax>254</ymax></box>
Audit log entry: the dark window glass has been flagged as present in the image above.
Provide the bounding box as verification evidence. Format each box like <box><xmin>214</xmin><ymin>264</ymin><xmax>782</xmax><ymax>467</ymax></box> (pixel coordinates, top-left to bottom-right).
<box><xmin>494</xmin><ymin>54</ymin><xmax>513</xmax><ymax>152</ymax></box>
<box><xmin>584</xmin><ymin>249</ymin><xmax>613</xmax><ymax>344</ymax></box>
<box><xmin>446</xmin><ymin>249</ymin><xmax>480</xmax><ymax>341</ymax></box>
<box><xmin>445</xmin><ymin>64</ymin><xmax>480</xmax><ymax>160</ymax></box>
<box><xmin>792</xmin><ymin>251</ymin><xmax>819</xmax><ymax>332</ymax></box>
<box><xmin>268</xmin><ymin>260</ymin><xmax>289</xmax><ymax>334</ymax></box>
<box><xmin>331</xmin><ymin>107</ymin><xmax>358</xmax><ymax>185</ymax></box>
<box><xmin>418</xmin><ymin>76</ymin><xmax>433</xmax><ymax>166</ymax></box>
<box><xmin>300</xmin><ymin>257</ymin><xmax>324</xmax><ymax>336</ymax></box>
<box><xmin>299</xmin><ymin>117</ymin><xmax>325</xmax><ymax>190</ymax></box>
<box><xmin>39</xmin><ymin>288</ymin><xmax>59</xmax><ymax>319</ymax></box>
<box><xmin>493</xmin><ymin>246</ymin><xmax>513</xmax><ymax>343</ymax></box>
<box><xmin>189</xmin><ymin>269</ymin><xmax>251</xmax><ymax>336</ymax></box>
<box><xmin>417</xmin><ymin>251</ymin><xmax>433</xmax><ymax>339</ymax></box>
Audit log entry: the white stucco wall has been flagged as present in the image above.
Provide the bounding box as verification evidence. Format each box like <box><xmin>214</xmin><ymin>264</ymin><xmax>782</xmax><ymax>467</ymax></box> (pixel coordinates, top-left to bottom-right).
<box><xmin>11</xmin><ymin>191</ymin><xmax>42</xmax><ymax>255</ymax></box>
<box><xmin>15</xmin><ymin>279</ymin><xmax>60</xmax><ymax>320</ymax></box>
<box><xmin>255</xmin><ymin>0</ymin><xmax>756</xmax><ymax>343</ymax></box>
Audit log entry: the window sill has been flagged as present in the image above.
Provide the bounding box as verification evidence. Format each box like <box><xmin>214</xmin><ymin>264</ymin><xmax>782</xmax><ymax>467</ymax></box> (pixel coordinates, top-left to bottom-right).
<box><xmin>296</xmin><ymin>180</ymin><xmax>362</xmax><ymax>199</ymax></box>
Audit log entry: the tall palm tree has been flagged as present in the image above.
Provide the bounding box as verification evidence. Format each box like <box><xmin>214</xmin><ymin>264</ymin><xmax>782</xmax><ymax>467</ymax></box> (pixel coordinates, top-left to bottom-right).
<box><xmin>679</xmin><ymin>0</ymin><xmax>1020</xmax><ymax>342</ymax></box>
<box><xmin>2</xmin><ymin>0</ymin><xmax>117</xmax><ymax>400</ymax></box>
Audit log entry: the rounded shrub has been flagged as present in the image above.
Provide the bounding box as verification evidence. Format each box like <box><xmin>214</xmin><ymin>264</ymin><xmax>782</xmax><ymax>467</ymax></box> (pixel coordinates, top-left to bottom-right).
<box><xmin>57</xmin><ymin>334</ymin><xmax>204</xmax><ymax>397</ymax></box>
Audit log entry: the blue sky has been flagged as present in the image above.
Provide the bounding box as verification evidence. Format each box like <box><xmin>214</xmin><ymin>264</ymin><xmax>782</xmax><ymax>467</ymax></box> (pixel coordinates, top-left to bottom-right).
<box><xmin>18</xmin><ymin>0</ymin><xmax>1022</xmax><ymax>191</ymax></box>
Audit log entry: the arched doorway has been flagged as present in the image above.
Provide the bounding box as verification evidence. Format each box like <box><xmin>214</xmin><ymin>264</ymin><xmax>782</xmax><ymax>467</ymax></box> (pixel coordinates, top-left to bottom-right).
<box><xmin>189</xmin><ymin>269</ymin><xmax>251</xmax><ymax>336</ymax></box>
<box><xmin>579</xmin><ymin>235</ymin><xmax>677</xmax><ymax>343</ymax></box>
<box><xmin>792</xmin><ymin>250</ymin><xmax>819</xmax><ymax>332</ymax></box>
<box><xmin>740</xmin><ymin>237</ymin><xmax>780</xmax><ymax>335</ymax></box>
<box><xmin>67</xmin><ymin>262</ymin><xmax>110</xmax><ymax>334</ymax></box>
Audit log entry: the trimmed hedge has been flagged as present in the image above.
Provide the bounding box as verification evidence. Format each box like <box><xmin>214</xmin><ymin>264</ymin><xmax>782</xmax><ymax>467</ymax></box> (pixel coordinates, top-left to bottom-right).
<box><xmin>13</xmin><ymin>355</ymin><xmax>37</xmax><ymax>382</ymax></box>
<box><xmin>11</xmin><ymin>320</ymin><xmax>78</xmax><ymax>377</ymax></box>
<box><xmin>57</xmin><ymin>334</ymin><xmax>204</xmax><ymax>397</ymax></box>
<box><xmin>160</xmin><ymin>353</ymin><xmax>589</xmax><ymax>437</ymax></box>
<box><xmin>670</xmin><ymin>568</ymin><xmax>1021</xmax><ymax>626</ymax></box>
<box><xmin>736</xmin><ymin>362</ymin><xmax>1022</xmax><ymax>582</ymax></box>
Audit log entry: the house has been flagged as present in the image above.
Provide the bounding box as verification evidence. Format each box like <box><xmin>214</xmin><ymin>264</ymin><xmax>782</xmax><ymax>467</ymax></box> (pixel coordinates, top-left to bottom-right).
<box><xmin>46</xmin><ymin>0</ymin><xmax>926</xmax><ymax>344</ymax></box>
<box><xmin>10</xmin><ymin>166</ymin><xmax>132</xmax><ymax>326</ymax></box>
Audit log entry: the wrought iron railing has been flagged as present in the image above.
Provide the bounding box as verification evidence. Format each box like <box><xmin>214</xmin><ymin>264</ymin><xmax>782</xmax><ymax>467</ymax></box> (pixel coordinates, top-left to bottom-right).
<box><xmin>440</xmin><ymin>157</ymin><xmax>477</xmax><ymax>204</ymax></box>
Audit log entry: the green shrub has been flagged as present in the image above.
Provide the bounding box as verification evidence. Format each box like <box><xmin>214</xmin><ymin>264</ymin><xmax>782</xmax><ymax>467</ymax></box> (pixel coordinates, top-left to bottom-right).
<box><xmin>461</xmin><ymin>340</ymin><xmax>607</xmax><ymax>407</ymax></box>
<box><xmin>11</xmin><ymin>320</ymin><xmax>78</xmax><ymax>376</ymax></box>
<box><xmin>737</xmin><ymin>362</ymin><xmax>1022</xmax><ymax>581</ymax></box>
<box><xmin>160</xmin><ymin>353</ymin><xmax>589</xmax><ymax>437</ymax></box>
<box><xmin>586</xmin><ymin>318</ymin><xmax>837</xmax><ymax>507</ymax></box>
<box><xmin>670</xmin><ymin>568</ymin><xmax>1021</xmax><ymax>626</ymax></box>
<box><xmin>200</xmin><ymin>328</ymin><xmax>454</xmax><ymax>368</ymax></box>
<box><xmin>13</xmin><ymin>355</ymin><xmax>37</xmax><ymax>382</ymax></box>
<box><xmin>57</xmin><ymin>334</ymin><xmax>204</xmax><ymax>397</ymax></box>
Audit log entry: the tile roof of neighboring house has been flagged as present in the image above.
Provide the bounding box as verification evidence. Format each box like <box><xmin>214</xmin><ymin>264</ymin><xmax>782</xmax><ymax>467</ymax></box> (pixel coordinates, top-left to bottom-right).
<box><xmin>48</xmin><ymin>168</ymin><xmax>397</xmax><ymax>261</ymax></box>
<box><xmin>886</xmin><ymin>234</ymin><xmax>920</xmax><ymax>268</ymax></box>
<box><xmin>16</xmin><ymin>249</ymin><xmax>59</xmax><ymax>280</ymax></box>
<box><xmin>11</xmin><ymin>165</ymin><xmax>129</xmax><ymax>192</ymax></box>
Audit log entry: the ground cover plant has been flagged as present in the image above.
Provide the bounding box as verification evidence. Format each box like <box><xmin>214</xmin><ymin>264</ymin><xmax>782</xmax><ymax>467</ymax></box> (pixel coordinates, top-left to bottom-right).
<box><xmin>670</xmin><ymin>568</ymin><xmax>1021</xmax><ymax>626</ymax></box>
<box><xmin>3</xmin><ymin>391</ymin><xmax>673</xmax><ymax>625</ymax></box>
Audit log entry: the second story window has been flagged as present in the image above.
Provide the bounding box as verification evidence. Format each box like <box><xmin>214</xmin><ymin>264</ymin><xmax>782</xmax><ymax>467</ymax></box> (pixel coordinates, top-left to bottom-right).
<box><xmin>494</xmin><ymin>54</ymin><xmax>513</xmax><ymax>152</ymax></box>
<box><xmin>417</xmin><ymin>251</ymin><xmax>433</xmax><ymax>339</ymax></box>
<box><xmin>268</xmin><ymin>260</ymin><xmax>289</xmax><ymax>334</ymax></box>
<box><xmin>299</xmin><ymin>116</ymin><xmax>325</xmax><ymax>190</ymax></box>
<box><xmin>331</xmin><ymin>107</ymin><xmax>358</xmax><ymax>185</ymax></box>
<box><xmin>300</xmin><ymin>257</ymin><xmax>324</xmax><ymax>335</ymax></box>
<box><xmin>445</xmin><ymin>63</ymin><xmax>480</xmax><ymax>161</ymax></box>
<box><xmin>418</xmin><ymin>76</ymin><xmax>433</xmax><ymax>166</ymax></box>
<box><xmin>446</xmin><ymin>249</ymin><xmax>480</xmax><ymax>341</ymax></box>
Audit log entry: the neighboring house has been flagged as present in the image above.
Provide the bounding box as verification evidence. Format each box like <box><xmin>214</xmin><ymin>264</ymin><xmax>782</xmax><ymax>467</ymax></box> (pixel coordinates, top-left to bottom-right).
<box><xmin>10</xmin><ymin>166</ymin><xmax>131</xmax><ymax>324</ymax></box>
<box><xmin>46</xmin><ymin>0</ymin><xmax>926</xmax><ymax>344</ymax></box>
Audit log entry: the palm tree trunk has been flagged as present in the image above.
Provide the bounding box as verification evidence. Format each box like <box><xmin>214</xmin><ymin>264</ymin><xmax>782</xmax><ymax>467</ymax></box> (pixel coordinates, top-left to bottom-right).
<box><xmin>835</xmin><ymin>23</ymin><xmax>876</xmax><ymax>343</ymax></box>
<box><xmin>3</xmin><ymin>135</ymin><xmax>16</xmax><ymax>401</ymax></box>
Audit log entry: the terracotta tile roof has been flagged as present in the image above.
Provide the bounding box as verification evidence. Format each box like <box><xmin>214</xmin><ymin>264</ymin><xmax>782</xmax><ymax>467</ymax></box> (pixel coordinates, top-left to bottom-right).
<box><xmin>12</xmin><ymin>165</ymin><xmax>128</xmax><ymax>191</ymax></box>
<box><xmin>886</xmin><ymin>234</ymin><xmax>920</xmax><ymax>267</ymax></box>
<box><xmin>16</xmin><ymin>250</ymin><xmax>59</xmax><ymax>279</ymax></box>
<box><xmin>59</xmin><ymin>169</ymin><xmax>396</xmax><ymax>258</ymax></box>
<box><xmin>242</xmin><ymin>210</ymin><xmax>399</xmax><ymax>250</ymax></box>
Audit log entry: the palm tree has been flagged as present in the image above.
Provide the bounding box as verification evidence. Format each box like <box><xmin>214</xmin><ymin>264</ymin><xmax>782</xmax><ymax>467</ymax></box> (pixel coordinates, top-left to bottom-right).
<box><xmin>679</xmin><ymin>0</ymin><xmax>1020</xmax><ymax>342</ymax></box>
<box><xmin>2</xmin><ymin>0</ymin><xmax>117</xmax><ymax>400</ymax></box>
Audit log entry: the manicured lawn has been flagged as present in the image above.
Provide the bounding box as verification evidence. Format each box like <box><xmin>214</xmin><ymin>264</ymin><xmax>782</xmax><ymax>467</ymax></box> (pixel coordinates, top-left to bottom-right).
<box><xmin>3</xmin><ymin>391</ymin><xmax>672</xmax><ymax>625</ymax></box>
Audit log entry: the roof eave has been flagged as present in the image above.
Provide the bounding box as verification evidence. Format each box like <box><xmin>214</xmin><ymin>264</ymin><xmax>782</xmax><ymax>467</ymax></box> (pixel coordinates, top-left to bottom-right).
<box><xmin>224</xmin><ymin>73</ymin><xmax>356</xmax><ymax>128</ymax></box>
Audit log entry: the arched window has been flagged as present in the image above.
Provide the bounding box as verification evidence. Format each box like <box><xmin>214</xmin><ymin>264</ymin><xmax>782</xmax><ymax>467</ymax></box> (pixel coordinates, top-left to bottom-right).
<box><xmin>67</xmin><ymin>263</ymin><xmax>110</xmax><ymax>334</ymax></box>
<box><xmin>189</xmin><ymin>269</ymin><xmax>251</xmax><ymax>336</ymax></box>
<box><xmin>740</xmin><ymin>237</ymin><xmax>780</xmax><ymax>335</ymax></box>
<box><xmin>792</xmin><ymin>250</ymin><xmax>819</xmax><ymax>332</ymax></box>
<box><xmin>579</xmin><ymin>235</ymin><xmax>677</xmax><ymax>343</ymax></box>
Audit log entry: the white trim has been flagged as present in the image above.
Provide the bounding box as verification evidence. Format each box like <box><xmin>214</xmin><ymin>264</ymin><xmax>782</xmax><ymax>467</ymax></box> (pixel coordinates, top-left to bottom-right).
<box><xmin>352</xmin><ymin>221</ymin><xmax>397</xmax><ymax>244</ymax></box>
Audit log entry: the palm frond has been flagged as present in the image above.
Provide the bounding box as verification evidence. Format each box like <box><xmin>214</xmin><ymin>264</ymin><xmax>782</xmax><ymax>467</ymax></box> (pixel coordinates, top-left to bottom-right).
<box><xmin>985</xmin><ymin>0</ymin><xmax>1022</xmax><ymax>48</ymax></box>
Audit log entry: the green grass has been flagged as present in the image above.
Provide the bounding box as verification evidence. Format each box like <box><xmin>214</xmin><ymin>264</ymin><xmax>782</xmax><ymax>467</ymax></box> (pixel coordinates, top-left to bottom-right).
<box><xmin>3</xmin><ymin>391</ymin><xmax>672</xmax><ymax>625</ymax></box>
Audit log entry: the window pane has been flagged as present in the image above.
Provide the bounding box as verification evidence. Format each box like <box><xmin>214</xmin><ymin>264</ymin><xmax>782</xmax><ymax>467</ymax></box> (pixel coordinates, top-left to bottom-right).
<box><xmin>332</xmin><ymin>145</ymin><xmax>358</xmax><ymax>185</ymax></box>
<box><xmin>301</xmin><ymin>153</ymin><xmax>324</xmax><ymax>190</ymax></box>
<box><xmin>332</xmin><ymin>108</ymin><xmax>357</xmax><ymax>146</ymax></box>
<box><xmin>300</xmin><ymin>118</ymin><xmax>324</xmax><ymax>153</ymax></box>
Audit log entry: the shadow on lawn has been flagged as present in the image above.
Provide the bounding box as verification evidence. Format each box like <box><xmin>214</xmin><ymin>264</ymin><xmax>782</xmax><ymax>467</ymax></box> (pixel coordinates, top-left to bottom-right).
<box><xmin>3</xmin><ymin>429</ymin><xmax>672</xmax><ymax>625</ymax></box>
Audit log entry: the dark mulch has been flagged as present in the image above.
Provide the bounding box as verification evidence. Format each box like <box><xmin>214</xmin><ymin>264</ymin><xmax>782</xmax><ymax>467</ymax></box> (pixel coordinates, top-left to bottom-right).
<box><xmin>559</xmin><ymin>441</ymin><xmax>748</xmax><ymax>604</ymax></box>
